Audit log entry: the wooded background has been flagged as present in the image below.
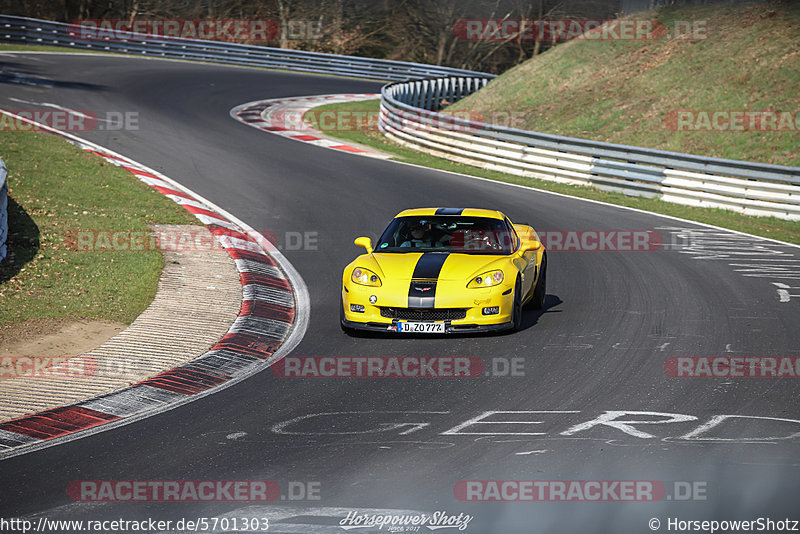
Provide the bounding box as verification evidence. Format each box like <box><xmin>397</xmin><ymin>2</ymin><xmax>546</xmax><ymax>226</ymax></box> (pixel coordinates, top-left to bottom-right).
<box><xmin>2</xmin><ymin>0</ymin><xmax>626</xmax><ymax>73</ymax></box>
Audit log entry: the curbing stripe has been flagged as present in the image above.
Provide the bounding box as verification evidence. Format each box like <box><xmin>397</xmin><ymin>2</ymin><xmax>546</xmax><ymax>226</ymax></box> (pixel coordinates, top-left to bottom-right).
<box><xmin>239</xmin><ymin>300</ymin><xmax>295</xmax><ymax>322</ymax></box>
<box><xmin>239</xmin><ymin>272</ymin><xmax>291</xmax><ymax>290</ymax></box>
<box><xmin>331</xmin><ymin>145</ymin><xmax>368</xmax><ymax>153</ymax></box>
<box><xmin>1</xmin><ymin>406</ymin><xmax>120</xmax><ymax>440</ymax></box>
<box><xmin>229</xmin><ymin>316</ymin><xmax>292</xmax><ymax>339</ymax></box>
<box><xmin>230</xmin><ymin>94</ymin><xmax>393</xmax><ymax>159</ymax></box>
<box><xmin>181</xmin><ymin>204</ymin><xmax>228</xmax><ymax>220</ymax></box>
<box><xmin>78</xmin><ymin>386</ymin><xmax>187</xmax><ymax>418</ymax></box>
<box><xmin>0</xmin><ymin>429</ymin><xmax>38</xmax><ymax>448</ymax></box>
<box><xmin>234</xmin><ymin>259</ymin><xmax>284</xmax><ymax>279</ymax></box>
<box><xmin>242</xmin><ymin>285</ymin><xmax>295</xmax><ymax>307</ymax></box>
<box><xmin>211</xmin><ymin>333</ymin><xmax>281</xmax><ymax>359</ymax></box>
<box><xmin>0</xmin><ymin>109</ymin><xmax>308</xmax><ymax>459</ymax></box>
<box><xmin>185</xmin><ymin>350</ymin><xmax>262</xmax><ymax>376</ymax></box>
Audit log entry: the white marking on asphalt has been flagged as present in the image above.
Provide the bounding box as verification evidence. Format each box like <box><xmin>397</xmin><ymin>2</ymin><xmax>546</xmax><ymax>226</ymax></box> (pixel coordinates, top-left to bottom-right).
<box><xmin>7</xmin><ymin>97</ymin><xmax>113</xmax><ymax>122</ymax></box>
<box><xmin>226</xmin><ymin>431</ymin><xmax>247</xmax><ymax>440</ymax></box>
<box><xmin>679</xmin><ymin>415</ymin><xmax>800</xmax><ymax>442</ymax></box>
<box><xmin>515</xmin><ymin>449</ymin><xmax>549</xmax><ymax>455</ymax></box>
<box><xmin>560</xmin><ymin>411</ymin><xmax>699</xmax><ymax>439</ymax></box>
<box><xmin>658</xmin><ymin>228</ymin><xmax>800</xmax><ymax>289</ymax></box>
<box><xmin>773</xmin><ymin>282</ymin><xmax>800</xmax><ymax>302</ymax></box>
<box><xmin>271</xmin><ymin>411</ymin><xmax>450</xmax><ymax>435</ymax></box>
<box><xmin>270</xmin><ymin>410</ymin><xmax>800</xmax><ymax>444</ymax></box>
<box><xmin>442</xmin><ymin>411</ymin><xmax>581</xmax><ymax>436</ymax></box>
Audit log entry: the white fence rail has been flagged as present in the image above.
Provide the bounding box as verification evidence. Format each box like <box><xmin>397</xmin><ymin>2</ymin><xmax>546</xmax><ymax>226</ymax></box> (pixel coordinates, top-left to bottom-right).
<box><xmin>380</xmin><ymin>77</ymin><xmax>800</xmax><ymax>221</ymax></box>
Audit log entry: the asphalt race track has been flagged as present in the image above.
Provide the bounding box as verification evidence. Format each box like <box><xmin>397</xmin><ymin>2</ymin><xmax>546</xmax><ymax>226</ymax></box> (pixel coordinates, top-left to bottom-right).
<box><xmin>1</xmin><ymin>53</ymin><xmax>799</xmax><ymax>533</ymax></box>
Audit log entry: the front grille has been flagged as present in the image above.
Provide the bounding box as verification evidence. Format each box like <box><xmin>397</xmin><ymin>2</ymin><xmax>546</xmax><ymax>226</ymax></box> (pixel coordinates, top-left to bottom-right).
<box><xmin>380</xmin><ymin>307</ymin><xmax>467</xmax><ymax>322</ymax></box>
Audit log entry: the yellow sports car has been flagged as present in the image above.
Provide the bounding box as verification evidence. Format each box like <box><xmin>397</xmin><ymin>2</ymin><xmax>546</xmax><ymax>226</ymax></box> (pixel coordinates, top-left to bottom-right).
<box><xmin>341</xmin><ymin>208</ymin><xmax>546</xmax><ymax>334</ymax></box>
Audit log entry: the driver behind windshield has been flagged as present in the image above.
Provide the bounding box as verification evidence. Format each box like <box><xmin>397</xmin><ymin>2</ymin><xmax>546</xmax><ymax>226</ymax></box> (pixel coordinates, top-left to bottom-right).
<box><xmin>400</xmin><ymin>222</ymin><xmax>434</xmax><ymax>248</ymax></box>
<box><xmin>378</xmin><ymin>216</ymin><xmax>513</xmax><ymax>254</ymax></box>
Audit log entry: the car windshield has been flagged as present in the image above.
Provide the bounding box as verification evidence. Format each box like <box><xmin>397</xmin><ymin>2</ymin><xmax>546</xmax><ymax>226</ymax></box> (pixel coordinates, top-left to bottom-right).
<box><xmin>375</xmin><ymin>216</ymin><xmax>516</xmax><ymax>255</ymax></box>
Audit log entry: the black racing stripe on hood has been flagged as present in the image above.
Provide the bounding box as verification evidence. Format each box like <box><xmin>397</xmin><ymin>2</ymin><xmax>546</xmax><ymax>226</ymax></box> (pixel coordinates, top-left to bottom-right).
<box><xmin>411</xmin><ymin>252</ymin><xmax>450</xmax><ymax>279</ymax></box>
<box><xmin>435</xmin><ymin>208</ymin><xmax>464</xmax><ymax>215</ymax></box>
<box><xmin>408</xmin><ymin>252</ymin><xmax>450</xmax><ymax>309</ymax></box>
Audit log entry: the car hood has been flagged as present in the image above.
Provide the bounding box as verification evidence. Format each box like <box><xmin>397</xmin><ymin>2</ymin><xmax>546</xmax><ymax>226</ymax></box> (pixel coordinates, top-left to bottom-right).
<box><xmin>365</xmin><ymin>252</ymin><xmax>510</xmax><ymax>281</ymax></box>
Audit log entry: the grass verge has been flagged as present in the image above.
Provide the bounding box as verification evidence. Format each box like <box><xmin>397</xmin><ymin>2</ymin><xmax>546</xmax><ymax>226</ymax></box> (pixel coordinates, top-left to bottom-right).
<box><xmin>0</xmin><ymin>129</ymin><xmax>200</xmax><ymax>326</ymax></box>
<box><xmin>306</xmin><ymin>99</ymin><xmax>800</xmax><ymax>245</ymax></box>
<box><xmin>0</xmin><ymin>43</ymin><xmax>108</xmax><ymax>53</ymax></box>
<box><xmin>449</xmin><ymin>2</ymin><xmax>800</xmax><ymax>167</ymax></box>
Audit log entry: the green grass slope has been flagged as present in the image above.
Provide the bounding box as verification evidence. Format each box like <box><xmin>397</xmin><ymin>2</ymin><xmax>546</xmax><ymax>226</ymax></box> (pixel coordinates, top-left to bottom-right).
<box><xmin>450</xmin><ymin>1</ymin><xmax>800</xmax><ymax>167</ymax></box>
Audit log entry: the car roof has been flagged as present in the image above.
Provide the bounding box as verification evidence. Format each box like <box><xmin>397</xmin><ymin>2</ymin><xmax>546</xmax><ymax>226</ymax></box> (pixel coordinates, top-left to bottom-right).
<box><xmin>394</xmin><ymin>208</ymin><xmax>506</xmax><ymax>220</ymax></box>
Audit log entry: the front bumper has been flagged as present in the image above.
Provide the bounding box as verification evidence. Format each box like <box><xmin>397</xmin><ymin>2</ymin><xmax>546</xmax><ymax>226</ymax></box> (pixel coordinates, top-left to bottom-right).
<box><xmin>341</xmin><ymin>281</ymin><xmax>515</xmax><ymax>334</ymax></box>
<box><xmin>341</xmin><ymin>317</ymin><xmax>513</xmax><ymax>334</ymax></box>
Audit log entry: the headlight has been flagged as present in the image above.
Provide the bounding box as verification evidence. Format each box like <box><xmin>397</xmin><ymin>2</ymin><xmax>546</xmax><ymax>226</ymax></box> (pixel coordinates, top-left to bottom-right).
<box><xmin>352</xmin><ymin>267</ymin><xmax>381</xmax><ymax>287</ymax></box>
<box><xmin>467</xmin><ymin>270</ymin><xmax>504</xmax><ymax>288</ymax></box>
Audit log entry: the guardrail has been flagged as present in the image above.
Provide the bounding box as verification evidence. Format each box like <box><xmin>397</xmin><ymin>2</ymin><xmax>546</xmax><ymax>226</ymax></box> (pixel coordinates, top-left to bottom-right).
<box><xmin>0</xmin><ymin>158</ymin><xmax>7</xmax><ymax>263</ymax></box>
<box><xmin>380</xmin><ymin>76</ymin><xmax>800</xmax><ymax>221</ymax></box>
<box><xmin>0</xmin><ymin>15</ymin><xmax>494</xmax><ymax>82</ymax></box>
<box><xmin>4</xmin><ymin>16</ymin><xmax>798</xmax><ymax>221</ymax></box>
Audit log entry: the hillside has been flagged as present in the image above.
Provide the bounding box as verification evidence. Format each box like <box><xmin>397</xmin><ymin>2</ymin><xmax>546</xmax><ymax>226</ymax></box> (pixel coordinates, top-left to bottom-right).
<box><xmin>449</xmin><ymin>1</ymin><xmax>800</xmax><ymax>167</ymax></box>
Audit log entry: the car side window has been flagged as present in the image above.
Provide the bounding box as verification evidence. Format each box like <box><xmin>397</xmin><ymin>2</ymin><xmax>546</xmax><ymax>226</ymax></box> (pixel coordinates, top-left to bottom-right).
<box><xmin>504</xmin><ymin>218</ymin><xmax>520</xmax><ymax>251</ymax></box>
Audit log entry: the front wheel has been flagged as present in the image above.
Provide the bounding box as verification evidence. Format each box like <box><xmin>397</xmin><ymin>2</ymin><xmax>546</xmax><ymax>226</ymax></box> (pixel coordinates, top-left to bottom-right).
<box><xmin>340</xmin><ymin>294</ymin><xmax>357</xmax><ymax>336</ymax></box>
<box><xmin>511</xmin><ymin>278</ymin><xmax>524</xmax><ymax>331</ymax></box>
<box><xmin>531</xmin><ymin>253</ymin><xmax>547</xmax><ymax>310</ymax></box>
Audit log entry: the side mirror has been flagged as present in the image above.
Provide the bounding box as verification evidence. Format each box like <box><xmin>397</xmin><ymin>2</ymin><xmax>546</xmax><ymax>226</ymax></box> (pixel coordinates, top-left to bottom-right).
<box><xmin>521</xmin><ymin>240</ymin><xmax>542</xmax><ymax>253</ymax></box>
<box><xmin>354</xmin><ymin>236</ymin><xmax>373</xmax><ymax>254</ymax></box>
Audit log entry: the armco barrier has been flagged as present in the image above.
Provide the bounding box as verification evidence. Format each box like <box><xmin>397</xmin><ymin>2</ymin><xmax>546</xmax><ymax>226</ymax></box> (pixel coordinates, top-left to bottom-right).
<box><xmin>0</xmin><ymin>15</ymin><xmax>493</xmax><ymax>82</ymax></box>
<box><xmin>4</xmin><ymin>16</ymin><xmax>798</xmax><ymax>220</ymax></box>
<box><xmin>380</xmin><ymin>77</ymin><xmax>800</xmax><ymax>221</ymax></box>
<box><xmin>0</xmin><ymin>158</ymin><xmax>6</xmax><ymax>262</ymax></box>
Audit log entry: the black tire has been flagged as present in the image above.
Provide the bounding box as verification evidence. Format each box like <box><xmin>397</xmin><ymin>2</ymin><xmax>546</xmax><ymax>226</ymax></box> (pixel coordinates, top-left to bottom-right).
<box><xmin>531</xmin><ymin>253</ymin><xmax>547</xmax><ymax>310</ymax></box>
<box><xmin>340</xmin><ymin>295</ymin><xmax>357</xmax><ymax>336</ymax></box>
<box><xmin>511</xmin><ymin>278</ymin><xmax>524</xmax><ymax>331</ymax></box>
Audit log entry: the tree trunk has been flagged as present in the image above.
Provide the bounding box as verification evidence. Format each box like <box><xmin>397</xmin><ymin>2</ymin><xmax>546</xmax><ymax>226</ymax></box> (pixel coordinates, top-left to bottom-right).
<box><xmin>277</xmin><ymin>0</ymin><xmax>290</xmax><ymax>48</ymax></box>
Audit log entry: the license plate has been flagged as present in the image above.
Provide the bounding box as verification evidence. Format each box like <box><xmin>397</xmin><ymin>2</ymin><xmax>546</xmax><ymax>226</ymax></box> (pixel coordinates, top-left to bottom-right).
<box><xmin>396</xmin><ymin>321</ymin><xmax>445</xmax><ymax>333</ymax></box>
